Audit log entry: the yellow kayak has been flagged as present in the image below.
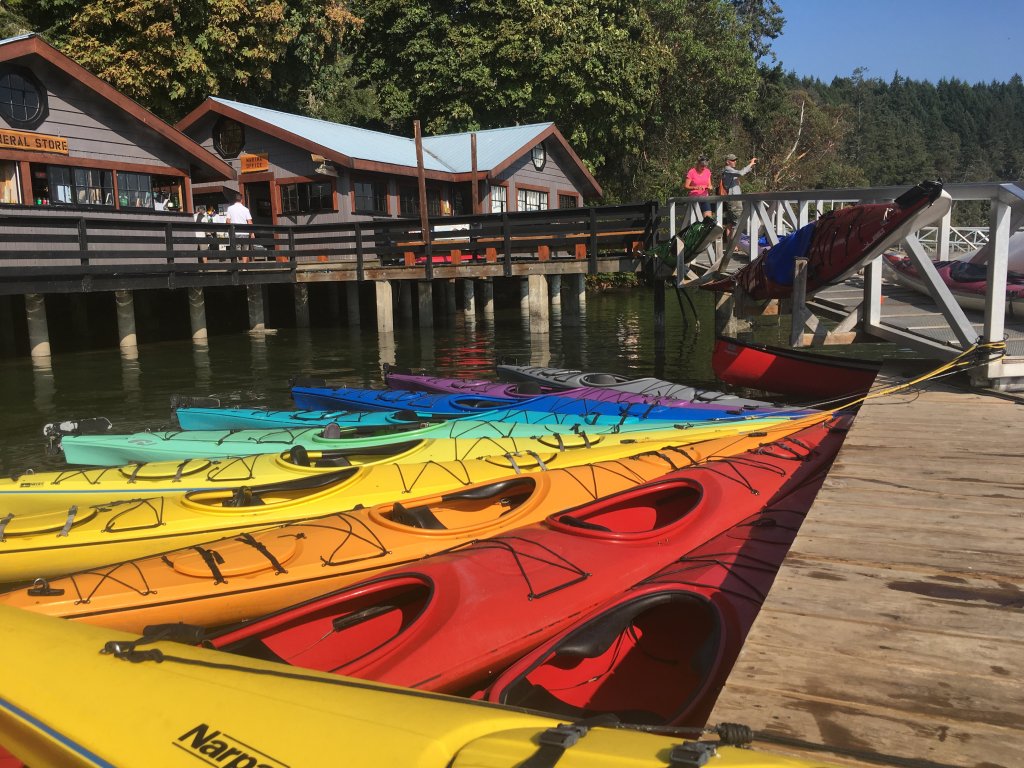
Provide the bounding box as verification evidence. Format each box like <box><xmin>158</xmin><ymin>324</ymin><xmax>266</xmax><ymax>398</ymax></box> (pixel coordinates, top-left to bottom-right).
<box><xmin>0</xmin><ymin>427</ymin><xmax>682</xmax><ymax>508</ymax></box>
<box><xmin>0</xmin><ymin>606</ymin><xmax>841</xmax><ymax>768</ymax></box>
<box><xmin>0</xmin><ymin>415</ymin><xmax>825</xmax><ymax>583</ymax></box>
<box><xmin>0</xmin><ymin>416</ymin><xmax>830</xmax><ymax>629</ymax></box>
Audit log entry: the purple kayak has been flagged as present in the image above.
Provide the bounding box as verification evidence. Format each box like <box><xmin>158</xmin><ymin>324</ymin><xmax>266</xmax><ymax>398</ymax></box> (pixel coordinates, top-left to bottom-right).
<box><xmin>383</xmin><ymin>366</ymin><xmax>555</xmax><ymax>398</ymax></box>
<box><xmin>382</xmin><ymin>367</ymin><xmax>786</xmax><ymax>413</ymax></box>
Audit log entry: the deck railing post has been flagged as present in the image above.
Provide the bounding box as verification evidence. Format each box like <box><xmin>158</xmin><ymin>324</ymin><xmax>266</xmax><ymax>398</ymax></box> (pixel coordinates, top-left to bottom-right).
<box><xmin>668</xmin><ymin>199</ymin><xmax>676</xmax><ymax>238</ymax></box>
<box><xmin>77</xmin><ymin>217</ymin><xmax>88</xmax><ymax>266</ymax></box>
<box><xmin>983</xmin><ymin>198</ymin><xmax>1011</xmax><ymax>357</ymax></box>
<box><xmin>355</xmin><ymin>223</ymin><xmax>365</xmax><ymax>282</ymax></box>
<box><xmin>164</xmin><ymin>222</ymin><xmax>174</xmax><ymax>265</ymax></box>
<box><xmin>502</xmin><ymin>212</ymin><xmax>512</xmax><ymax>277</ymax></box>
<box><xmin>937</xmin><ymin>208</ymin><xmax>952</xmax><ymax>259</ymax></box>
<box><xmin>588</xmin><ymin>207</ymin><xmax>598</xmax><ymax>275</ymax></box>
<box><xmin>287</xmin><ymin>227</ymin><xmax>296</xmax><ymax>261</ymax></box>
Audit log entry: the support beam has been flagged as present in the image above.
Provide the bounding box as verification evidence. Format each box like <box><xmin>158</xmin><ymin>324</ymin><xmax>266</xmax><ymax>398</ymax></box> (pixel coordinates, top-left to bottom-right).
<box><xmin>187</xmin><ymin>286</ymin><xmax>208</xmax><ymax>343</ymax></box>
<box><xmin>417</xmin><ymin>281</ymin><xmax>434</xmax><ymax>327</ymax></box>
<box><xmin>374</xmin><ymin>280</ymin><xmax>394</xmax><ymax>334</ymax></box>
<box><xmin>293</xmin><ymin>284</ymin><xmax>310</xmax><ymax>328</ymax></box>
<box><xmin>398</xmin><ymin>280</ymin><xmax>413</xmax><ymax>323</ymax></box>
<box><xmin>25</xmin><ymin>293</ymin><xmax>50</xmax><ymax>357</ymax></box>
<box><xmin>324</xmin><ymin>284</ymin><xmax>341</xmax><ymax>322</ymax></box>
<box><xmin>528</xmin><ymin>273</ymin><xmax>549</xmax><ymax>333</ymax></box>
<box><xmin>114</xmin><ymin>289</ymin><xmax>137</xmax><ymax>349</ymax></box>
<box><xmin>561</xmin><ymin>273</ymin><xmax>585</xmax><ymax>326</ymax></box>
<box><xmin>548</xmin><ymin>274</ymin><xmax>561</xmax><ymax>305</ymax></box>
<box><xmin>460</xmin><ymin>279</ymin><xmax>475</xmax><ymax>314</ymax></box>
<box><xmin>246</xmin><ymin>285</ymin><xmax>265</xmax><ymax>333</ymax></box>
<box><xmin>478</xmin><ymin>278</ymin><xmax>494</xmax><ymax>317</ymax></box>
<box><xmin>519</xmin><ymin>278</ymin><xmax>530</xmax><ymax>315</ymax></box>
<box><xmin>345</xmin><ymin>282</ymin><xmax>360</xmax><ymax>326</ymax></box>
<box><xmin>444</xmin><ymin>280</ymin><xmax>456</xmax><ymax>314</ymax></box>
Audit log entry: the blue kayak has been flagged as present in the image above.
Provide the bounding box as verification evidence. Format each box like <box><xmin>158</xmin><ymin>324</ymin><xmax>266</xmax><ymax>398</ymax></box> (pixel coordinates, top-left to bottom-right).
<box><xmin>175</xmin><ymin>407</ymin><xmax>635</xmax><ymax>432</ymax></box>
<box><xmin>290</xmin><ymin>386</ymin><xmax>813</xmax><ymax>422</ymax></box>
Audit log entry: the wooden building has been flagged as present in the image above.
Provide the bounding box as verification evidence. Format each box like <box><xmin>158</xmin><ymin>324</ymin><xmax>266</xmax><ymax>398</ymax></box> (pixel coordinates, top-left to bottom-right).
<box><xmin>176</xmin><ymin>97</ymin><xmax>602</xmax><ymax>227</ymax></box>
<box><xmin>0</xmin><ymin>33</ymin><xmax>233</xmax><ymax>216</ymax></box>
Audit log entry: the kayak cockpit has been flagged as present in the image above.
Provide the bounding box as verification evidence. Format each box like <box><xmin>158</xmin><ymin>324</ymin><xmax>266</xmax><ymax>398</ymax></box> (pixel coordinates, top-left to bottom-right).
<box><xmin>549</xmin><ymin>480</ymin><xmax>703</xmax><ymax>536</ymax></box>
<box><xmin>218</xmin><ymin>576</ymin><xmax>432</xmax><ymax>673</ymax></box>
<box><xmin>369</xmin><ymin>478</ymin><xmax>536</xmax><ymax>532</ymax></box>
<box><xmin>493</xmin><ymin>592</ymin><xmax>719</xmax><ymax>725</ymax></box>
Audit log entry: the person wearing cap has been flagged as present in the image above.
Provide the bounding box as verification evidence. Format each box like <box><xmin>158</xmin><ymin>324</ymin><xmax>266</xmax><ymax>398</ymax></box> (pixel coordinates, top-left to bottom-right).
<box><xmin>721</xmin><ymin>153</ymin><xmax>757</xmax><ymax>241</ymax></box>
<box><xmin>684</xmin><ymin>154</ymin><xmax>714</xmax><ymax>218</ymax></box>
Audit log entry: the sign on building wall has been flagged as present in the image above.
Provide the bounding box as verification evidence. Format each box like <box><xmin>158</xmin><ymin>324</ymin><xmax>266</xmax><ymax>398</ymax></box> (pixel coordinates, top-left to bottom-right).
<box><xmin>240</xmin><ymin>152</ymin><xmax>269</xmax><ymax>173</ymax></box>
<box><xmin>0</xmin><ymin>129</ymin><xmax>69</xmax><ymax>154</ymax></box>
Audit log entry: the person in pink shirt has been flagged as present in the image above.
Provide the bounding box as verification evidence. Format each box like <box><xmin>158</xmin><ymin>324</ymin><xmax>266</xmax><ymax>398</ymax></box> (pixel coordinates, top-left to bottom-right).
<box><xmin>684</xmin><ymin>154</ymin><xmax>713</xmax><ymax>218</ymax></box>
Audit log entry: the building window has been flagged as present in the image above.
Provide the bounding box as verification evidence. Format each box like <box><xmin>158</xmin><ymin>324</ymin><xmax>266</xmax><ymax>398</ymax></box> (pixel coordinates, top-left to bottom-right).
<box><xmin>0</xmin><ymin>67</ymin><xmax>47</xmax><ymax>129</ymax></box>
<box><xmin>117</xmin><ymin>171</ymin><xmax>153</xmax><ymax>208</ymax></box>
<box><xmin>531</xmin><ymin>143</ymin><xmax>547</xmax><ymax>171</ymax></box>
<box><xmin>353</xmin><ymin>178</ymin><xmax>387</xmax><ymax>214</ymax></box>
<box><xmin>212</xmin><ymin>116</ymin><xmax>245</xmax><ymax>159</ymax></box>
<box><xmin>490</xmin><ymin>185</ymin><xmax>507</xmax><ymax>213</ymax></box>
<box><xmin>73</xmin><ymin>168</ymin><xmax>114</xmax><ymax>206</ymax></box>
<box><xmin>280</xmin><ymin>181</ymin><xmax>334</xmax><ymax>214</ymax></box>
<box><xmin>399</xmin><ymin>186</ymin><xmax>419</xmax><ymax>217</ymax></box>
<box><xmin>558</xmin><ymin>193</ymin><xmax>579</xmax><ymax>209</ymax></box>
<box><xmin>427</xmin><ymin>189</ymin><xmax>441</xmax><ymax>216</ymax></box>
<box><xmin>517</xmin><ymin>188</ymin><xmax>548</xmax><ymax>212</ymax></box>
<box><xmin>452</xmin><ymin>189</ymin><xmax>467</xmax><ymax>215</ymax></box>
<box><xmin>0</xmin><ymin>160</ymin><xmax>21</xmax><ymax>204</ymax></box>
<box><xmin>152</xmin><ymin>176</ymin><xmax>183</xmax><ymax>211</ymax></box>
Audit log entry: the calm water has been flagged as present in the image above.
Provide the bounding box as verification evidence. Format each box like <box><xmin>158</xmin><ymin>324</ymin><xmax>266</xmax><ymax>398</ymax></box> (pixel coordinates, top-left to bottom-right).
<box><xmin>0</xmin><ymin>287</ymin><xmax>800</xmax><ymax>475</ymax></box>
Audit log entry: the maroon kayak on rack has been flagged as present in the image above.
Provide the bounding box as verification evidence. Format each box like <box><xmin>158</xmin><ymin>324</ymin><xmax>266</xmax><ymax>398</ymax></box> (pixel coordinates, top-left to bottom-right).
<box><xmin>701</xmin><ymin>181</ymin><xmax>947</xmax><ymax>300</ymax></box>
<box><xmin>206</xmin><ymin>416</ymin><xmax>851</xmax><ymax>699</ymax></box>
<box><xmin>713</xmin><ymin>336</ymin><xmax>880</xmax><ymax>400</ymax></box>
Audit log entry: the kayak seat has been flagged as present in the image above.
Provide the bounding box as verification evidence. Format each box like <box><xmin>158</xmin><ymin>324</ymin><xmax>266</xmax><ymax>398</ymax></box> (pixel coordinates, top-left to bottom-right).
<box><xmin>289</xmin><ymin>445</ymin><xmax>311</xmax><ymax>467</ymax></box>
<box><xmin>443</xmin><ymin>477</ymin><xmax>534</xmax><ymax>502</ymax></box>
<box><xmin>557</xmin><ymin>516</ymin><xmax>611</xmax><ymax>533</ymax></box>
<box><xmin>384</xmin><ymin>502</ymin><xmax>446</xmax><ymax>530</ymax></box>
<box><xmin>315</xmin><ymin>455</ymin><xmax>352</xmax><ymax>468</ymax></box>
<box><xmin>223</xmin><ymin>487</ymin><xmax>265</xmax><ymax>507</ymax></box>
<box><xmin>515</xmin><ymin>382</ymin><xmax>542</xmax><ymax>395</ymax></box>
<box><xmin>321</xmin><ymin>423</ymin><xmax>344</xmax><ymax>439</ymax></box>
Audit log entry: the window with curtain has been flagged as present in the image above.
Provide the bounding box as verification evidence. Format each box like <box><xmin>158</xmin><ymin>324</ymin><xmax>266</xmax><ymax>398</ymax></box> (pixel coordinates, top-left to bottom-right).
<box><xmin>517</xmin><ymin>188</ymin><xmax>548</xmax><ymax>212</ymax></box>
<box><xmin>490</xmin><ymin>185</ymin><xmax>507</xmax><ymax>213</ymax></box>
<box><xmin>0</xmin><ymin>161</ymin><xmax>20</xmax><ymax>204</ymax></box>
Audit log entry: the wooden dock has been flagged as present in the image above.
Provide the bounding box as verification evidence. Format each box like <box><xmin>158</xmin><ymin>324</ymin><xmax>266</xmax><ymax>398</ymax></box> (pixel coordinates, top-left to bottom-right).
<box><xmin>710</xmin><ymin>363</ymin><xmax>1024</xmax><ymax>768</ymax></box>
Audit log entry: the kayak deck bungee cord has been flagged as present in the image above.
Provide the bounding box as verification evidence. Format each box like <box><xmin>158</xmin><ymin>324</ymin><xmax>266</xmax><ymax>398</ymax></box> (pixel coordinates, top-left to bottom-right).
<box><xmin>0</xmin><ymin>414</ymin><xmax>827</xmax><ymax>584</ymax></box>
<box><xmin>0</xmin><ymin>414</ymin><xmax>832</xmax><ymax>627</ymax></box>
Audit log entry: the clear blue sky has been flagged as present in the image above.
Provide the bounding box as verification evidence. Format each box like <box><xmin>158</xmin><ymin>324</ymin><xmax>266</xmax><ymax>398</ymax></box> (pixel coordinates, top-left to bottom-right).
<box><xmin>772</xmin><ymin>0</ymin><xmax>1024</xmax><ymax>84</ymax></box>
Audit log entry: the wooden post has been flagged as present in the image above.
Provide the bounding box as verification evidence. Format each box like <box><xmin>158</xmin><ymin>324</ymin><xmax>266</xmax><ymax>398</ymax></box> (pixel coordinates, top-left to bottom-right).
<box><xmin>470</xmin><ymin>133</ymin><xmax>480</xmax><ymax>215</ymax></box>
<box><xmin>414</xmin><ymin>119</ymin><xmax>430</xmax><ymax>257</ymax></box>
<box><xmin>790</xmin><ymin>257</ymin><xmax>809</xmax><ymax>347</ymax></box>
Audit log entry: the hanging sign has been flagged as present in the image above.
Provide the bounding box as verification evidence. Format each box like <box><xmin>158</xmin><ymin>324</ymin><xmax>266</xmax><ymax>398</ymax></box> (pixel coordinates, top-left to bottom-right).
<box><xmin>240</xmin><ymin>152</ymin><xmax>269</xmax><ymax>173</ymax></box>
<box><xmin>0</xmin><ymin>129</ymin><xmax>69</xmax><ymax>154</ymax></box>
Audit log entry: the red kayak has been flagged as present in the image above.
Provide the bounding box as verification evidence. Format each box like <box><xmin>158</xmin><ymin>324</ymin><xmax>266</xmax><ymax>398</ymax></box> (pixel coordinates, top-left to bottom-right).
<box><xmin>702</xmin><ymin>181</ymin><xmax>948</xmax><ymax>299</ymax></box>
<box><xmin>713</xmin><ymin>336</ymin><xmax>879</xmax><ymax>400</ymax></box>
<box><xmin>208</xmin><ymin>416</ymin><xmax>850</xmax><ymax>696</ymax></box>
<box><xmin>481</xmin><ymin>472</ymin><xmax>829</xmax><ymax>728</ymax></box>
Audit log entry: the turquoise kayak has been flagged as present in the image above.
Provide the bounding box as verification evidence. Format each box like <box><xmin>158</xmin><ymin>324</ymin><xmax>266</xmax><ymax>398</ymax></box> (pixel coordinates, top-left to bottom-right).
<box><xmin>58</xmin><ymin>414</ymin><xmax>798</xmax><ymax>466</ymax></box>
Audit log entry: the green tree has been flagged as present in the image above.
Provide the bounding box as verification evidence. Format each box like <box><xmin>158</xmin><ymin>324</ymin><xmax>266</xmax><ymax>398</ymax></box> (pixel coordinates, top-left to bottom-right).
<box><xmin>9</xmin><ymin>0</ymin><xmax>365</xmax><ymax>121</ymax></box>
<box><xmin>345</xmin><ymin>0</ymin><xmax>761</xmax><ymax>201</ymax></box>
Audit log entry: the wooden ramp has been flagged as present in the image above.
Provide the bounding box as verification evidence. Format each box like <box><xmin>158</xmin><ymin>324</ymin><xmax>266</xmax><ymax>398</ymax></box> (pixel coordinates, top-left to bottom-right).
<box><xmin>709</xmin><ymin>364</ymin><xmax>1024</xmax><ymax>768</ymax></box>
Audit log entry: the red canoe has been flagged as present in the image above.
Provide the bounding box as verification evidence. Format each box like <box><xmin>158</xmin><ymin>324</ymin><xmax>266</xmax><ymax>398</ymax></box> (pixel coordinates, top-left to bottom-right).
<box><xmin>702</xmin><ymin>181</ymin><xmax>948</xmax><ymax>299</ymax></box>
<box><xmin>208</xmin><ymin>416</ymin><xmax>851</xmax><ymax>697</ymax></box>
<box><xmin>480</xmin><ymin>472</ymin><xmax>829</xmax><ymax>727</ymax></box>
<box><xmin>713</xmin><ymin>336</ymin><xmax>880</xmax><ymax>400</ymax></box>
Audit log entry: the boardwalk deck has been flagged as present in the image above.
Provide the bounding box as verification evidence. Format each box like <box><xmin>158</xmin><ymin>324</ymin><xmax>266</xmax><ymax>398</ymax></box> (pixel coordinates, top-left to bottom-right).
<box><xmin>709</xmin><ymin>364</ymin><xmax>1024</xmax><ymax>768</ymax></box>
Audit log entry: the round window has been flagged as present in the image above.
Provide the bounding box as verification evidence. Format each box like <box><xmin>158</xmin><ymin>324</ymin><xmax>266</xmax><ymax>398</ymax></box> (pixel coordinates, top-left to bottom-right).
<box><xmin>0</xmin><ymin>67</ymin><xmax>47</xmax><ymax>130</ymax></box>
<box><xmin>213</xmin><ymin>117</ymin><xmax>245</xmax><ymax>159</ymax></box>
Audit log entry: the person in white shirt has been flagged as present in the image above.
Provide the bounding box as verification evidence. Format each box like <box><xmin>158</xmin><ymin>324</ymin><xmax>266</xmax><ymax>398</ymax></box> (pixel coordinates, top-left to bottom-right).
<box><xmin>224</xmin><ymin>193</ymin><xmax>253</xmax><ymax>259</ymax></box>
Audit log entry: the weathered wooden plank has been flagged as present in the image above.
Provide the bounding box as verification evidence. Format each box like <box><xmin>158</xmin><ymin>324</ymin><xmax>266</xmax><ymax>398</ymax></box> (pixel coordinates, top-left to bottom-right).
<box><xmin>712</xmin><ymin>374</ymin><xmax>1022</xmax><ymax>768</ymax></box>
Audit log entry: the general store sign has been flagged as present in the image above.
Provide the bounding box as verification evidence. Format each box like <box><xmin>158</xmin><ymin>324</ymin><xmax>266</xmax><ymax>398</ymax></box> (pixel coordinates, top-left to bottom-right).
<box><xmin>0</xmin><ymin>129</ymin><xmax>69</xmax><ymax>154</ymax></box>
<box><xmin>240</xmin><ymin>152</ymin><xmax>269</xmax><ymax>173</ymax></box>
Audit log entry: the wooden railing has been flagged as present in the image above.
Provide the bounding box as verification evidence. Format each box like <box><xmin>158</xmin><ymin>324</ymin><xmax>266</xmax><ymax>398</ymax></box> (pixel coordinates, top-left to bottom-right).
<box><xmin>0</xmin><ymin>203</ymin><xmax>657</xmax><ymax>290</ymax></box>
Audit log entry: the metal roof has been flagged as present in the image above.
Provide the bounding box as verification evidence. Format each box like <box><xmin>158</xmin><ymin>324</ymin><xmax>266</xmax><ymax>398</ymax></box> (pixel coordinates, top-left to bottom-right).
<box><xmin>0</xmin><ymin>33</ymin><xmax>38</xmax><ymax>48</ymax></box>
<box><xmin>210</xmin><ymin>98</ymin><xmax>550</xmax><ymax>173</ymax></box>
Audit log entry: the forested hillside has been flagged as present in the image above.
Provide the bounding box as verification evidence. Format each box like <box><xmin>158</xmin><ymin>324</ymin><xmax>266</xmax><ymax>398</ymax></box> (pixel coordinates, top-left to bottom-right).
<box><xmin>4</xmin><ymin>0</ymin><xmax>1021</xmax><ymax>202</ymax></box>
